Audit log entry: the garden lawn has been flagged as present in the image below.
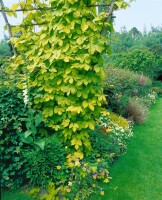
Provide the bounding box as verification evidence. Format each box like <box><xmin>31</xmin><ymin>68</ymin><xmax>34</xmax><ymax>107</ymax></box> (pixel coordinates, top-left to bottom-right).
<box><xmin>92</xmin><ymin>98</ymin><xmax>162</xmax><ymax>200</ymax></box>
<box><xmin>1</xmin><ymin>190</ymin><xmax>33</xmax><ymax>200</ymax></box>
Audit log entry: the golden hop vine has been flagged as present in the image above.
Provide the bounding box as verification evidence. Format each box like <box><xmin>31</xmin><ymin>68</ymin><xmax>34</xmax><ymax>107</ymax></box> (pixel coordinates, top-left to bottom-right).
<box><xmin>7</xmin><ymin>0</ymin><xmax>128</xmax><ymax>154</ymax></box>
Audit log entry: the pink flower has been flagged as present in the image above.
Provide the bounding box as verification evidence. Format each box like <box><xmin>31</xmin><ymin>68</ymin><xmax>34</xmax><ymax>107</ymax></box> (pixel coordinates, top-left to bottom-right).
<box><xmin>140</xmin><ymin>76</ymin><xmax>145</xmax><ymax>86</ymax></box>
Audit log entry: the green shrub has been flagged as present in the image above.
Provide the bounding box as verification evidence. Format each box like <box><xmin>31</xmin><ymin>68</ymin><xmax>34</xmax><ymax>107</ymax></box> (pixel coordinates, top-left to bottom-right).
<box><xmin>0</xmin><ymin>87</ymin><xmax>28</xmax><ymax>188</ymax></box>
<box><xmin>0</xmin><ymin>85</ymin><xmax>47</xmax><ymax>189</ymax></box>
<box><xmin>152</xmin><ymin>81</ymin><xmax>162</xmax><ymax>96</ymax></box>
<box><xmin>104</xmin><ymin>66</ymin><xmax>152</xmax><ymax>116</ymax></box>
<box><xmin>23</xmin><ymin>134</ymin><xmax>67</xmax><ymax>187</ymax></box>
<box><xmin>126</xmin><ymin>97</ymin><xmax>148</xmax><ymax>124</ymax></box>
<box><xmin>110</xmin><ymin>49</ymin><xmax>158</xmax><ymax>79</ymax></box>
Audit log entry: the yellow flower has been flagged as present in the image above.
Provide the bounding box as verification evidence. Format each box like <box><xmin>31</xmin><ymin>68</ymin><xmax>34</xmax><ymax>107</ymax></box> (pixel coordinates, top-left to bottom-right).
<box><xmin>106</xmin><ymin>128</ymin><xmax>111</xmax><ymax>133</ymax></box>
<box><xmin>82</xmin><ymin>167</ymin><xmax>86</xmax><ymax>172</ymax></box>
<box><xmin>100</xmin><ymin>190</ymin><xmax>104</xmax><ymax>196</ymax></box>
<box><xmin>75</xmin><ymin>161</ymin><xmax>81</xmax><ymax>167</ymax></box>
<box><xmin>56</xmin><ymin>165</ymin><xmax>61</xmax><ymax>170</ymax></box>
<box><xmin>69</xmin><ymin>162</ymin><xmax>74</xmax><ymax>168</ymax></box>
<box><xmin>67</xmin><ymin>158</ymin><xmax>72</xmax><ymax>163</ymax></box>
<box><xmin>93</xmin><ymin>175</ymin><xmax>97</xmax><ymax>179</ymax></box>
<box><xmin>97</xmin><ymin>158</ymin><xmax>101</xmax><ymax>163</ymax></box>
<box><xmin>66</xmin><ymin>188</ymin><xmax>71</xmax><ymax>193</ymax></box>
<box><xmin>103</xmin><ymin>178</ymin><xmax>109</xmax><ymax>183</ymax></box>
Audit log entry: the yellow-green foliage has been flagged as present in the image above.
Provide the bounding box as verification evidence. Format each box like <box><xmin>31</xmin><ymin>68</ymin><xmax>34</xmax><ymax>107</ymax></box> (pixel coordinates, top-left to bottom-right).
<box><xmin>6</xmin><ymin>0</ymin><xmax>128</xmax><ymax>154</ymax></box>
<box><xmin>109</xmin><ymin>112</ymin><xmax>129</xmax><ymax>128</ymax></box>
<box><xmin>28</xmin><ymin>187</ymin><xmax>40</xmax><ymax>199</ymax></box>
<box><xmin>41</xmin><ymin>182</ymin><xmax>60</xmax><ymax>200</ymax></box>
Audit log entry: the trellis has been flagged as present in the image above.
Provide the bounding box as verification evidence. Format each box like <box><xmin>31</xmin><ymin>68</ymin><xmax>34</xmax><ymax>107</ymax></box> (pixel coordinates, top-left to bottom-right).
<box><xmin>0</xmin><ymin>0</ymin><xmax>115</xmax><ymax>55</ymax></box>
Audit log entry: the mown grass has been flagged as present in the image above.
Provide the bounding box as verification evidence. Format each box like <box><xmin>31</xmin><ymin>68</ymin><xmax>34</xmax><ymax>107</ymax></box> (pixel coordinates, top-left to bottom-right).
<box><xmin>1</xmin><ymin>190</ymin><xmax>33</xmax><ymax>200</ymax></box>
<box><xmin>92</xmin><ymin>98</ymin><xmax>162</xmax><ymax>200</ymax></box>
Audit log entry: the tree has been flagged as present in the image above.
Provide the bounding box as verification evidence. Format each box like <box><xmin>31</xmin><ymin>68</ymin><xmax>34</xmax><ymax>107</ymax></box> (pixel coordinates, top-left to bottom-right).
<box><xmin>0</xmin><ymin>39</ymin><xmax>12</xmax><ymax>57</ymax></box>
<box><xmin>129</xmin><ymin>27</ymin><xmax>142</xmax><ymax>40</ymax></box>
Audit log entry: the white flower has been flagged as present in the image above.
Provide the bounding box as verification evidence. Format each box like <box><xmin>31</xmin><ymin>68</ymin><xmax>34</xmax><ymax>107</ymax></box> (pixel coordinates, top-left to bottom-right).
<box><xmin>68</xmin><ymin>181</ymin><xmax>72</xmax><ymax>186</ymax></box>
<box><xmin>23</xmin><ymin>87</ymin><xmax>28</xmax><ymax>105</ymax></box>
<box><xmin>75</xmin><ymin>161</ymin><xmax>81</xmax><ymax>167</ymax></box>
<box><xmin>102</xmin><ymin>123</ymin><xmax>107</xmax><ymax>127</ymax></box>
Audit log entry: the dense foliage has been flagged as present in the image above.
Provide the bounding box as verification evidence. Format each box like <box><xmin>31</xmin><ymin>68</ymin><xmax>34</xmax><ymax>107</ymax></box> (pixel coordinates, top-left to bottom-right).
<box><xmin>9</xmin><ymin>0</ymin><xmax>105</xmax><ymax>155</ymax></box>
<box><xmin>23</xmin><ymin>135</ymin><xmax>67</xmax><ymax>187</ymax></box>
<box><xmin>103</xmin><ymin>26</ymin><xmax>162</xmax><ymax>119</ymax></box>
<box><xmin>108</xmin><ymin>26</ymin><xmax>162</xmax><ymax>79</ymax></box>
<box><xmin>0</xmin><ymin>87</ymin><xmax>27</xmax><ymax>188</ymax></box>
<box><xmin>110</xmin><ymin>49</ymin><xmax>158</xmax><ymax>78</ymax></box>
<box><xmin>111</xmin><ymin>26</ymin><xmax>162</xmax><ymax>54</ymax></box>
<box><xmin>6</xmin><ymin>0</ymin><xmax>128</xmax><ymax>156</ymax></box>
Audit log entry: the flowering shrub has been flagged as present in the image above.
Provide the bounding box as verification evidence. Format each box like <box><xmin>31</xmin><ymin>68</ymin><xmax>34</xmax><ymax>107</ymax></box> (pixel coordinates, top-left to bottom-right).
<box><xmin>104</xmin><ymin>66</ymin><xmax>152</xmax><ymax>117</ymax></box>
<box><xmin>89</xmin><ymin>114</ymin><xmax>133</xmax><ymax>165</ymax></box>
<box><xmin>25</xmin><ymin>113</ymin><xmax>132</xmax><ymax>199</ymax></box>
<box><xmin>26</xmin><ymin>140</ymin><xmax>110</xmax><ymax>199</ymax></box>
<box><xmin>145</xmin><ymin>92</ymin><xmax>157</xmax><ymax>106</ymax></box>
